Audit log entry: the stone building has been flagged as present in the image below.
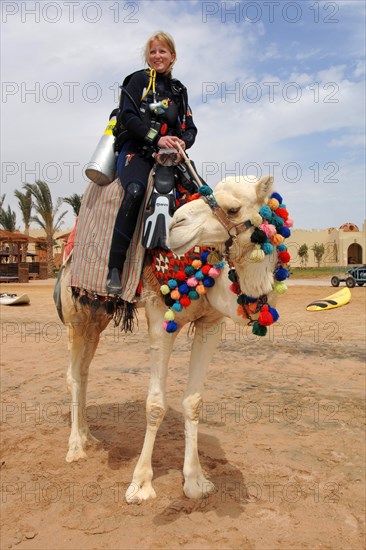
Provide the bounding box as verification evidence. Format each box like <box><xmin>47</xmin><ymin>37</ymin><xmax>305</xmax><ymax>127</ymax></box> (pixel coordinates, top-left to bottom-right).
<box><xmin>288</xmin><ymin>221</ymin><xmax>366</xmax><ymax>268</ymax></box>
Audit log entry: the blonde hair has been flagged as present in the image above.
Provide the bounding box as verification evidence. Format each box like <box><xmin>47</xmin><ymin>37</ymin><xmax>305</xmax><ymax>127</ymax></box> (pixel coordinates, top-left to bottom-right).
<box><xmin>144</xmin><ymin>31</ymin><xmax>176</xmax><ymax>76</ymax></box>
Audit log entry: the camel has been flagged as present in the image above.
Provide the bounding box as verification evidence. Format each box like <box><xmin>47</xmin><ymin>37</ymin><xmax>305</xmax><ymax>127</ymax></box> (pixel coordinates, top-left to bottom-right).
<box><xmin>58</xmin><ymin>174</ymin><xmax>286</xmax><ymax>504</ymax></box>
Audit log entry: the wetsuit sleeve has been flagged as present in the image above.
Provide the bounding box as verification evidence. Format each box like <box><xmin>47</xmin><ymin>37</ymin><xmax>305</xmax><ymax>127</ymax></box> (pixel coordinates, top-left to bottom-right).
<box><xmin>180</xmin><ymin>89</ymin><xmax>197</xmax><ymax>150</ymax></box>
<box><xmin>120</xmin><ymin>72</ymin><xmax>159</xmax><ymax>145</ymax></box>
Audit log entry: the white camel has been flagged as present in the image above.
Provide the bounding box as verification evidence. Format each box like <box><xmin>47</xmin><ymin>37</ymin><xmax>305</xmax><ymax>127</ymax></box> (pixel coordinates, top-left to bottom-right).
<box><xmin>58</xmin><ymin>174</ymin><xmax>280</xmax><ymax>504</ymax></box>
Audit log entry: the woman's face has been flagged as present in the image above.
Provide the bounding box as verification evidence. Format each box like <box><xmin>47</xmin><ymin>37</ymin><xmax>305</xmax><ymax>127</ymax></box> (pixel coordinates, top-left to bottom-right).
<box><xmin>148</xmin><ymin>39</ymin><xmax>175</xmax><ymax>73</ymax></box>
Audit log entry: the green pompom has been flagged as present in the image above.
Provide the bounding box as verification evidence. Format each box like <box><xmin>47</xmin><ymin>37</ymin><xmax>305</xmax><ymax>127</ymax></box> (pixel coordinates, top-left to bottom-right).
<box><xmin>252</xmin><ymin>321</ymin><xmax>267</xmax><ymax>336</ymax></box>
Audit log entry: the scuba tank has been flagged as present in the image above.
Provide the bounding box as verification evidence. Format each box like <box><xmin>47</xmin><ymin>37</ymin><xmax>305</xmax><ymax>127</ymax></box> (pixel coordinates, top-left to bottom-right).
<box><xmin>85</xmin><ymin>112</ymin><xmax>117</xmax><ymax>186</ymax></box>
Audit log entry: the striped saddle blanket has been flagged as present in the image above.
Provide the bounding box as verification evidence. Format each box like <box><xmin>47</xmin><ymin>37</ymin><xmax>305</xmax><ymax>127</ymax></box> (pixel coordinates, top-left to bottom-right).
<box><xmin>68</xmin><ymin>175</ymin><xmax>154</xmax><ymax>303</ymax></box>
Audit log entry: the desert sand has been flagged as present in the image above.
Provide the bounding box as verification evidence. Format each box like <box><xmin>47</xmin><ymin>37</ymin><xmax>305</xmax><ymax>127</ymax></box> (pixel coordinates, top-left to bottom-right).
<box><xmin>1</xmin><ymin>279</ymin><xmax>365</xmax><ymax>549</ymax></box>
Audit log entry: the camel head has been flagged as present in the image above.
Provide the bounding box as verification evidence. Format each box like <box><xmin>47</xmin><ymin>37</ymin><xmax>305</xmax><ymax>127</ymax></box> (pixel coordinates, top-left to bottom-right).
<box><xmin>168</xmin><ymin>175</ymin><xmax>274</xmax><ymax>255</ymax></box>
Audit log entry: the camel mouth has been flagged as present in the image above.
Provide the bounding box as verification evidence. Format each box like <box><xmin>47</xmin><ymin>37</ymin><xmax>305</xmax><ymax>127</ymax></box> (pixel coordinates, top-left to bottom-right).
<box><xmin>168</xmin><ymin>221</ymin><xmax>201</xmax><ymax>255</ymax></box>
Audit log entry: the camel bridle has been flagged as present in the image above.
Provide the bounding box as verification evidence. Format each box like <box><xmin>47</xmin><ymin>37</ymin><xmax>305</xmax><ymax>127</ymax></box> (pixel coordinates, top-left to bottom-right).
<box><xmin>199</xmin><ymin>191</ymin><xmax>254</xmax><ymax>256</ymax></box>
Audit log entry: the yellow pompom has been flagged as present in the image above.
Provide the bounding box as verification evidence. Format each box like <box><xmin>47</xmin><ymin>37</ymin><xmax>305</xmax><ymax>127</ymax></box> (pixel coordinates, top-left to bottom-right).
<box><xmin>268</xmin><ymin>198</ymin><xmax>280</xmax><ymax>211</ymax></box>
<box><xmin>160</xmin><ymin>284</ymin><xmax>170</xmax><ymax>295</ymax></box>
<box><xmin>250</xmin><ymin>213</ymin><xmax>263</xmax><ymax>227</ymax></box>
<box><xmin>273</xmin><ymin>281</ymin><xmax>288</xmax><ymax>294</ymax></box>
<box><xmin>164</xmin><ymin>310</ymin><xmax>175</xmax><ymax>321</ymax></box>
<box><xmin>249</xmin><ymin>245</ymin><xmax>265</xmax><ymax>263</ymax></box>
<box><xmin>192</xmin><ymin>259</ymin><xmax>202</xmax><ymax>270</ymax></box>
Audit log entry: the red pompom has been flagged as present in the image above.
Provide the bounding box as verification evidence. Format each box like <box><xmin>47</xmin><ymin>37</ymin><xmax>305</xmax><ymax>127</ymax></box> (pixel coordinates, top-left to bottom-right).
<box><xmin>180</xmin><ymin>296</ymin><xmax>191</xmax><ymax>308</ymax></box>
<box><xmin>230</xmin><ymin>282</ymin><xmax>241</xmax><ymax>295</ymax></box>
<box><xmin>176</xmin><ymin>270</ymin><xmax>186</xmax><ymax>281</ymax></box>
<box><xmin>258</xmin><ymin>305</ymin><xmax>274</xmax><ymax>326</ymax></box>
<box><xmin>276</xmin><ymin>208</ymin><xmax>289</xmax><ymax>221</ymax></box>
<box><xmin>278</xmin><ymin>251</ymin><xmax>291</xmax><ymax>264</ymax></box>
<box><xmin>201</xmin><ymin>264</ymin><xmax>211</xmax><ymax>275</ymax></box>
<box><xmin>187</xmin><ymin>193</ymin><xmax>200</xmax><ymax>202</ymax></box>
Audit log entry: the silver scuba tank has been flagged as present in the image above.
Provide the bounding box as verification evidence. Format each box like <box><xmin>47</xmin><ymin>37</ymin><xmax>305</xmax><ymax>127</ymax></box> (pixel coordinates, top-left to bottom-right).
<box><xmin>85</xmin><ymin>116</ymin><xmax>117</xmax><ymax>186</ymax></box>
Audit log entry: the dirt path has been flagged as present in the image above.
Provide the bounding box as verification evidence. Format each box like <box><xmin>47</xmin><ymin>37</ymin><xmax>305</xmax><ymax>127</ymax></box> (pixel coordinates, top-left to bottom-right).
<box><xmin>1</xmin><ymin>280</ymin><xmax>365</xmax><ymax>549</ymax></box>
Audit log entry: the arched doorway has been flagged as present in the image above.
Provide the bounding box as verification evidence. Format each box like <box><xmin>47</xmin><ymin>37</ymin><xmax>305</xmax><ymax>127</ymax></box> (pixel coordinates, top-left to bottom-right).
<box><xmin>347</xmin><ymin>243</ymin><xmax>363</xmax><ymax>264</ymax></box>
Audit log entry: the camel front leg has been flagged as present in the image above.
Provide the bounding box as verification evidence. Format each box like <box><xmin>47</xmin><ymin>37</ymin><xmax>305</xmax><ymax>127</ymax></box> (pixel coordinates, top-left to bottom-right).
<box><xmin>66</xmin><ymin>320</ymin><xmax>102</xmax><ymax>462</ymax></box>
<box><xmin>126</xmin><ymin>300</ymin><xmax>178</xmax><ymax>504</ymax></box>
<box><xmin>183</xmin><ymin>316</ymin><xmax>223</xmax><ymax>499</ymax></box>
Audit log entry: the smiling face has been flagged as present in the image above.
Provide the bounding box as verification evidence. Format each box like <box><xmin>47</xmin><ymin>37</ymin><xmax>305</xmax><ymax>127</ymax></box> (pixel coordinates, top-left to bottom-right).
<box><xmin>148</xmin><ymin>39</ymin><xmax>175</xmax><ymax>73</ymax></box>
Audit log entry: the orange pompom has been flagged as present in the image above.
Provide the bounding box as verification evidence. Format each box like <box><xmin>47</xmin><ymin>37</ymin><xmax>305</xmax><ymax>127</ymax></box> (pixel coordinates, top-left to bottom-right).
<box><xmin>196</xmin><ymin>283</ymin><xmax>207</xmax><ymax>295</ymax></box>
<box><xmin>170</xmin><ymin>289</ymin><xmax>181</xmax><ymax>300</ymax></box>
<box><xmin>271</xmin><ymin>234</ymin><xmax>284</xmax><ymax>246</ymax></box>
<box><xmin>192</xmin><ymin>259</ymin><xmax>202</xmax><ymax>270</ymax></box>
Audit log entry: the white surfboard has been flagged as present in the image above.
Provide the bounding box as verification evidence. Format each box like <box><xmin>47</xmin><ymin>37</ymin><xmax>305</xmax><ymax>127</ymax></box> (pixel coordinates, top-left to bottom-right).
<box><xmin>0</xmin><ymin>293</ymin><xmax>30</xmax><ymax>306</ymax></box>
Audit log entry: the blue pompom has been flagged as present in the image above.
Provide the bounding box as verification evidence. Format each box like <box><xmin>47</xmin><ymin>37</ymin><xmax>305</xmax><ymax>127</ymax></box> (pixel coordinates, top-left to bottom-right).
<box><xmin>184</xmin><ymin>266</ymin><xmax>195</xmax><ymax>276</ymax></box>
<box><xmin>275</xmin><ymin>267</ymin><xmax>289</xmax><ymax>281</ymax></box>
<box><xmin>178</xmin><ymin>283</ymin><xmax>189</xmax><ymax>294</ymax></box>
<box><xmin>194</xmin><ymin>269</ymin><xmax>204</xmax><ymax>280</ymax></box>
<box><xmin>268</xmin><ymin>306</ymin><xmax>280</xmax><ymax>322</ymax></box>
<box><xmin>272</xmin><ymin>215</ymin><xmax>285</xmax><ymax>229</ymax></box>
<box><xmin>215</xmin><ymin>261</ymin><xmax>225</xmax><ymax>269</ymax></box>
<box><xmin>203</xmin><ymin>276</ymin><xmax>215</xmax><ymax>287</ymax></box>
<box><xmin>166</xmin><ymin>320</ymin><xmax>178</xmax><ymax>333</ymax></box>
<box><xmin>168</xmin><ymin>279</ymin><xmax>178</xmax><ymax>289</ymax></box>
<box><xmin>270</xmin><ymin>192</ymin><xmax>283</xmax><ymax>204</ymax></box>
<box><xmin>262</xmin><ymin>242</ymin><xmax>274</xmax><ymax>255</ymax></box>
<box><xmin>172</xmin><ymin>302</ymin><xmax>183</xmax><ymax>312</ymax></box>
<box><xmin>277</xmin><ymin>243</ymin><xmax>287</xmax><ymax>252</ymax></box>
<box><xmin>279</xmin><ymin>226</ymin><xmax>291</xmax><ymax>238</ymax></box>
<box><xmin>259</xmin><ymin>205</ymin><xmax>272</xmax><ymax>221</ymax></box>
<box><xmin>200</xmin><ymin>250</ymin><xmax>210</xmax><ymax>262</ymax></box>
<box><xmin>198</xmin><ymin>185</ymin><xmax>213</xmax><ymax>197</ymax></box>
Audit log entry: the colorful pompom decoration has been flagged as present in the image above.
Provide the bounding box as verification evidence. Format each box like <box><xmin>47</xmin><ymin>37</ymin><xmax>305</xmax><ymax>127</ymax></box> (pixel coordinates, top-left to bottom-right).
<box><xmin>160</xmin><ymin>189</ymin><xmax>292</xmax><ymax>337</ymax></box>
<box><xmin>160</xmin><ymin>248</ymin><xmax>225</xmax><ymax>333</ymax></box>
<box><xmin>227</xmin><ymin>190</ymin><xmax>292</xmax><ymax>337</ymax></box>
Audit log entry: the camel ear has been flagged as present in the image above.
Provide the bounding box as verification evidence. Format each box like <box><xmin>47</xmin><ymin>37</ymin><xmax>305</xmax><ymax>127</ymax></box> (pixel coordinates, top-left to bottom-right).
<box><xmin>256</xmin><ymin>176</ymin><xmax>274</xmax><ymax>201</ymax></box>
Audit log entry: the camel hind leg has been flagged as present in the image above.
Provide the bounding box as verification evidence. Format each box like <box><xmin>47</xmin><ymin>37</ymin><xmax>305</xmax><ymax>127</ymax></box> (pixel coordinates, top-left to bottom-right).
<box><xmin>65</xmin><ymin>317</ymin><xmax>105</xmax><ymax>462</ymax></box>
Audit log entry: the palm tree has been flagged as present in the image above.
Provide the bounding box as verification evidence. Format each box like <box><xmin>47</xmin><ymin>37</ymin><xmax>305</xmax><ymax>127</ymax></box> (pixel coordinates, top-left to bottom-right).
<box><xmin>63</xmin><ymin>193</ymin><xmax>83</xmax><ymax>217</ymax></box>
<box><xmin>0</xmin><ymin>205</ymin><xmax>17</xmax><ymax>232</ymax></box>
<box><xmin>24</xmin><ymin>180</ymin><xmax>67</xmax><ymax>276</ymax></box>
<box><xmin>15</xmin><ymin>188</ymin><xmax>32</xmax><ymax>235</ymax></box>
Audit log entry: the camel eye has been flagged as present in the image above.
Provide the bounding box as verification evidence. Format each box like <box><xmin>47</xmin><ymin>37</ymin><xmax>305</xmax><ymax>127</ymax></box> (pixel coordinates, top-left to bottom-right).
<box><xmin>227</xmin><ymin>207</ymin><xmax>240</xmax><ymax>216</ymax></box>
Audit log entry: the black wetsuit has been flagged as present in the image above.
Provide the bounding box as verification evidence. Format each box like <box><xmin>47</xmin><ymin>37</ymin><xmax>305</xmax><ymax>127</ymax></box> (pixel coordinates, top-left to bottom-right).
<box><xmin>108</xmin><ymin>69</ymin><xmax>197</xmax><ymax>272</ymax></box>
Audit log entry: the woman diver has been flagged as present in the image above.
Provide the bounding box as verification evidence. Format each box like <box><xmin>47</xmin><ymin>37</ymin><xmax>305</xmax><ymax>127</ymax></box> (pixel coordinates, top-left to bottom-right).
<box><xmin>106</xmin><ymin>31</ymin><xmax>197</xmax><ymax>294</ymax></box>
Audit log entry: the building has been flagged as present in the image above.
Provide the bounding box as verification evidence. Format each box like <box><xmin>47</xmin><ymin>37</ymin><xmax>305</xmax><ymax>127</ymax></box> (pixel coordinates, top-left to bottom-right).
<box><xmin>289</xmin><ymin>220</ymin><xmax>366</xmax><ymax>268</ymax></box>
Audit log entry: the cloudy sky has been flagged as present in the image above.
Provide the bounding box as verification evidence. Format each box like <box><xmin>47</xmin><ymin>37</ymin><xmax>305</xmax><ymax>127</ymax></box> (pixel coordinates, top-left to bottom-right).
<box><xmin>1</xmin><ymin>0</ymin><xmax>365</xmax><ymax>231</ymax></box>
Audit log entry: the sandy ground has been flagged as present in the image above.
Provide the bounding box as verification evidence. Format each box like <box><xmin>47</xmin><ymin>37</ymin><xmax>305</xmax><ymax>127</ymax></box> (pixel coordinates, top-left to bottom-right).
<box><xmin>0</xmin><ymin>279</ymin><xmax>365</xmax><ymax>550</ymax></box>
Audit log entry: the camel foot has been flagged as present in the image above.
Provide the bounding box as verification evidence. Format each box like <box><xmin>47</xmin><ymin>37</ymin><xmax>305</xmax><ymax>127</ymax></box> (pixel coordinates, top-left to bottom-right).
<box><xmin>66</xmin><ymin>447</ymin><xmax>87</xmax><ymax>463</ymax></box>
<box><xmin>184</xmin><ymin>475</ymin><xmax>217</xmax><ymax>499</ymax></box>
<box><xmin>125</xmin><ymin>481</ymin><xmax>157</xmax><ymax>504</ymax></box>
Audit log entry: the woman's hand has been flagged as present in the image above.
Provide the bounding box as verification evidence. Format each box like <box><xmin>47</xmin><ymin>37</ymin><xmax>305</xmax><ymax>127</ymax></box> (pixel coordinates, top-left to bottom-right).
<box><xmin>157</xmin><ymin>136</ymin><xmax>185</xmax><ymax>150</ymax></box>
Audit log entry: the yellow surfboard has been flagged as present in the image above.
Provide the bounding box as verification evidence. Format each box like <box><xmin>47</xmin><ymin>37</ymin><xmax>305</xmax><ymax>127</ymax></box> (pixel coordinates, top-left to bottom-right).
<box><xmin>306</xmin><ymin>287</ymin><xmax>351</xmax><ymax>312</ymax></box>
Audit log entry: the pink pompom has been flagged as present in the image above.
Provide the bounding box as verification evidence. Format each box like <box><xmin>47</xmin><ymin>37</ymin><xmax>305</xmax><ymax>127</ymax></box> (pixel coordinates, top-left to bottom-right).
<box><xmin>162</xmin><ymin>321</ymin><xmax>168</xmax><ymax>330</ymax></box>
<box><xmin>208</xmin><ymin>266</ymin><xmax>221</xmax><ymax>278</ymax></box>
<box><xmin>285</xmin><ymin>216</ymin><xmax>294</xmax><ymax>228</ymax></box>
<box><xmin>187</xmin><ymin>277</ymin><xmax>198</xmax><ymax>287</ymax></box>
<box><xmin>260</xmin><ymin>222</ymin><xmax>277</xmax><ymax>238</ymax></box>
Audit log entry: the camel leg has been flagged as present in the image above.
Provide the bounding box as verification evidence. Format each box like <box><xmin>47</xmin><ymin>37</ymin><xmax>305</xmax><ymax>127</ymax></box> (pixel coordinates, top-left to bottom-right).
<box><xmin>125</xmin><ymin>299</ymin><xmax>178</xmax><ymax>504</ymax></box>
<box><xmin>182</xmin><ymin>315</ymin><xmax>223</xmax><ymax>499</ymax></box>
<box><xmin>66</xmin><ymin>319</ymin><xmax>102</xmax><ymax>462</ymax></box>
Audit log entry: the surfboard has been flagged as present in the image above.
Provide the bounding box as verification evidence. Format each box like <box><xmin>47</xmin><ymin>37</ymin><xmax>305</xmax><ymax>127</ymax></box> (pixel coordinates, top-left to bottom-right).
<box><xmin>306</xmin><ymin>287</ymin><xmax>351</xmax><ymax>312</ymax></box>
<box><xmin>0</xmin><ymin>293</ymin><xmax>30</xmax><ymax>306</ymax></box>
